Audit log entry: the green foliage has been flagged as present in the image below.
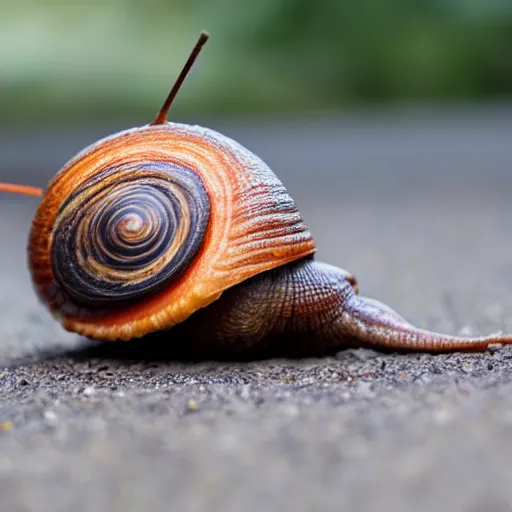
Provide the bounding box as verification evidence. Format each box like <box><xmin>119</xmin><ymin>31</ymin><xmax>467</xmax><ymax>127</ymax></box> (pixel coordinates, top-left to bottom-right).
<box><xmin>0</xmin><ymin>0</ymin><xmax>510</xmax><ymax>123</ymax></box>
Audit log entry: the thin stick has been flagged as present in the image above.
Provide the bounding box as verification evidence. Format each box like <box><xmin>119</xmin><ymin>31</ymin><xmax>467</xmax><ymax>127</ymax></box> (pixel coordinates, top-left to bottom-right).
<box><xmin>0</xmin><ymin>183</ymin><xmax>43</xmax><ymax>197</ymax></box>
<box><xmin>151</xmin><ymin>31</ymin><xmax>210</xmax><ymax>126</ymax></box>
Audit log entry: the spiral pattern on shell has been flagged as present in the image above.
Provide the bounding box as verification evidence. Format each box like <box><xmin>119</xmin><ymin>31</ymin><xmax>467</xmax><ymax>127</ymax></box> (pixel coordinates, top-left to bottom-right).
<box><xmin>50</xmin><ymin>161</ymin><xmax>210</xmax><ymax>306</ymax></box>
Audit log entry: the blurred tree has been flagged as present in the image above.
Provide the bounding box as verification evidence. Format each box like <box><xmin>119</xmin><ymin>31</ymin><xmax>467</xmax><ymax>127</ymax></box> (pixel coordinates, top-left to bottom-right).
<box><xmin>0</xmin><ymin>0</ymin><xmax>510</xmax><ymax>123</ymax></box>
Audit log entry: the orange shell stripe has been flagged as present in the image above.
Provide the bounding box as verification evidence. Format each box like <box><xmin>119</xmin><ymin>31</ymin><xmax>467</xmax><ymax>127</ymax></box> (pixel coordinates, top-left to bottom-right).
<box><xmin>28</xmin><ymin>123</ymin><xmax>316</xmax><ymax>341</ymax></box>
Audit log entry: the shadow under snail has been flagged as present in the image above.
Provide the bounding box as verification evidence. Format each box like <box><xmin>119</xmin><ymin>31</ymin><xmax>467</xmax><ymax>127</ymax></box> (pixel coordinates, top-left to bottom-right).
<box><xmin>1</xmin><ymin>32</ymin><xmax>512</xmax><ymax>358</ymax></box>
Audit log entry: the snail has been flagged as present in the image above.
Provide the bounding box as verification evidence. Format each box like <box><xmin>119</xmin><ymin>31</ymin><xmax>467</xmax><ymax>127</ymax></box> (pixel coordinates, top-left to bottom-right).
<box><xmin>1</xmin><ymin>31</ymin><xmax>512</xmax><ymax>359</ymax></box>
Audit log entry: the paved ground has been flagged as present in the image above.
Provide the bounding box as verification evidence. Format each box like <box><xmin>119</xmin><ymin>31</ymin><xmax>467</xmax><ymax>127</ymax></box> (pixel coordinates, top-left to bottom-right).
<box><xmin>1</xmin><ymin>105</ymin><xmax>512</xmax><ymax>511</ymax></box>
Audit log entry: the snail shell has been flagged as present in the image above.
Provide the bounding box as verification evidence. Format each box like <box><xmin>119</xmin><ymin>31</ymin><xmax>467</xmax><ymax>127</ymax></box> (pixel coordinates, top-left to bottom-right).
<box><xmin>29</xmin><ymin>123</ymin><xmax>315</xmax><ymax>341</ymax></box>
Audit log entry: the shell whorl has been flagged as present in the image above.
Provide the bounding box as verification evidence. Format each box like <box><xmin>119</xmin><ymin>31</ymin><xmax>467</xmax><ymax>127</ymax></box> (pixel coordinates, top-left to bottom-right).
<box><xmin>51</xmin><ymin>162</ymin><xmax>209</xmax><ymax>306</ymax></box>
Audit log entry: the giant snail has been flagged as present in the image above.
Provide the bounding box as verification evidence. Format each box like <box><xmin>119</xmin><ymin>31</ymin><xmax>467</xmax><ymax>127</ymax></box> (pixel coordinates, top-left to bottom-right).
<box><xmin>1</xmin><ymin>32</ymin><xmax>511</xmax><ymax>358</ymax></box>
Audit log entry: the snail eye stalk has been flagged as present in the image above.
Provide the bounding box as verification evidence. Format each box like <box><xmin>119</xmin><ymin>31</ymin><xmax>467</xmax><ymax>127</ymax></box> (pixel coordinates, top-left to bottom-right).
<box><xmin>0</xmin><ymin>183</ymin><xmax>43</xmax><ymax>197</ymax></box>
<box><xmin>0</xmin><ymin>30</ymin><xmax>210</xmax><ymax>200</ymax></box>
<box><xmin>151</xmin><ymin>30</ymin><xmax>210</xmax><ymax>126</ymax></box>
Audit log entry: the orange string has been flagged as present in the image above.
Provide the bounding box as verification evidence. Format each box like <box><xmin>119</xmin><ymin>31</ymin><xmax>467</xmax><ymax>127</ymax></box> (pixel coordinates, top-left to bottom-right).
<box><xmin>0</xmin><ymin>183</ymin><xmax>43</xmax><ymax>197</ymax></box>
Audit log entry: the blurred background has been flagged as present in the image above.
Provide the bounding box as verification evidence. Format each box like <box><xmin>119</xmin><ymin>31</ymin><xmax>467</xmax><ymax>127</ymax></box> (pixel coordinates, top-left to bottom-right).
<box><xmin>2</xmin><ymin>4</ymin><xmax>512</xmax><ymax>509</ymax></box>
<box><xmin>0</xmin><ymin>0</ymin><xmax>512</xmax><ymax>325</ymax></box>
<box><xmin>1</xmin><ymin>0</ymin><xmax>511</xmax><ymax>122</ymax></box>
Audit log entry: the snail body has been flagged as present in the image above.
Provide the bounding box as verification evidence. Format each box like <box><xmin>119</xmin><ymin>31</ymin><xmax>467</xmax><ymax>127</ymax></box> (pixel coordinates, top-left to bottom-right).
<box><xmin>152</xmin><ymin>257</ymin><xmax>507</xmax><ymax>358</ymax></box>
<box><xmin>2</xmin><ymin>32</ymin><xmax>512</xmax><ymax>357</ymax></box>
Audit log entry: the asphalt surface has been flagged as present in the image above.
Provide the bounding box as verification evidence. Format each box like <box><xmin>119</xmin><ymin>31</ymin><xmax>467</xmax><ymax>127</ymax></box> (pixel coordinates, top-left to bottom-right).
<box><xmin>2</xmin><ymin>105</ymin><xmax>512</xmax><ymax>511</ymax></box>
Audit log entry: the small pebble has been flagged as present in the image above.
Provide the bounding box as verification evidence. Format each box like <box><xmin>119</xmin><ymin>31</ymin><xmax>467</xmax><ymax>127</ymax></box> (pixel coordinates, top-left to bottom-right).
<box><xmin>83</xmin><ymin>386</ymin><xmax>95</xmax><ymax>397</ymax></box>
<box><xmin>43</xmin><ymin>410</ymin><xmax>58</xmax><ymax>424</ymax></box>
<box><xmin>0</xmin><ymin>421</ymin><xmax>12</xmax><ymax>432</ymax></box>
<box><xmin>186</xmin><ymin>399</ymin><xmax>199</xmax><ymax>411</ymax></box>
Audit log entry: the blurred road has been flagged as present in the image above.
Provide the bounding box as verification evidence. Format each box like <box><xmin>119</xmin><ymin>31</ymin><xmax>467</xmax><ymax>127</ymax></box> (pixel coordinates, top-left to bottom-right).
<box><xmin>2</xmin><ymin>105</ymin><xmax>512</xmax><ymax>511</ymax></box>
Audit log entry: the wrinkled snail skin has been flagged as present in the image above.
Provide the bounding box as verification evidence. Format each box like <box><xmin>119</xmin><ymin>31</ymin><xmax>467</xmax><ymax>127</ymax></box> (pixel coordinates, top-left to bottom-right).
<box><xmin>161</xmin><ymin>257</ymin><xmax>512</xmax><ymax>358</ymax></box>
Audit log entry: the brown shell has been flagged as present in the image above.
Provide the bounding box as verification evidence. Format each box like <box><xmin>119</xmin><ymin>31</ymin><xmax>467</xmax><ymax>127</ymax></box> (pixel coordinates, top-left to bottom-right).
<box><xmin>28</xmin><ymin>122</ymin><xmax>316</xmax><ymax>341</ymax></box>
